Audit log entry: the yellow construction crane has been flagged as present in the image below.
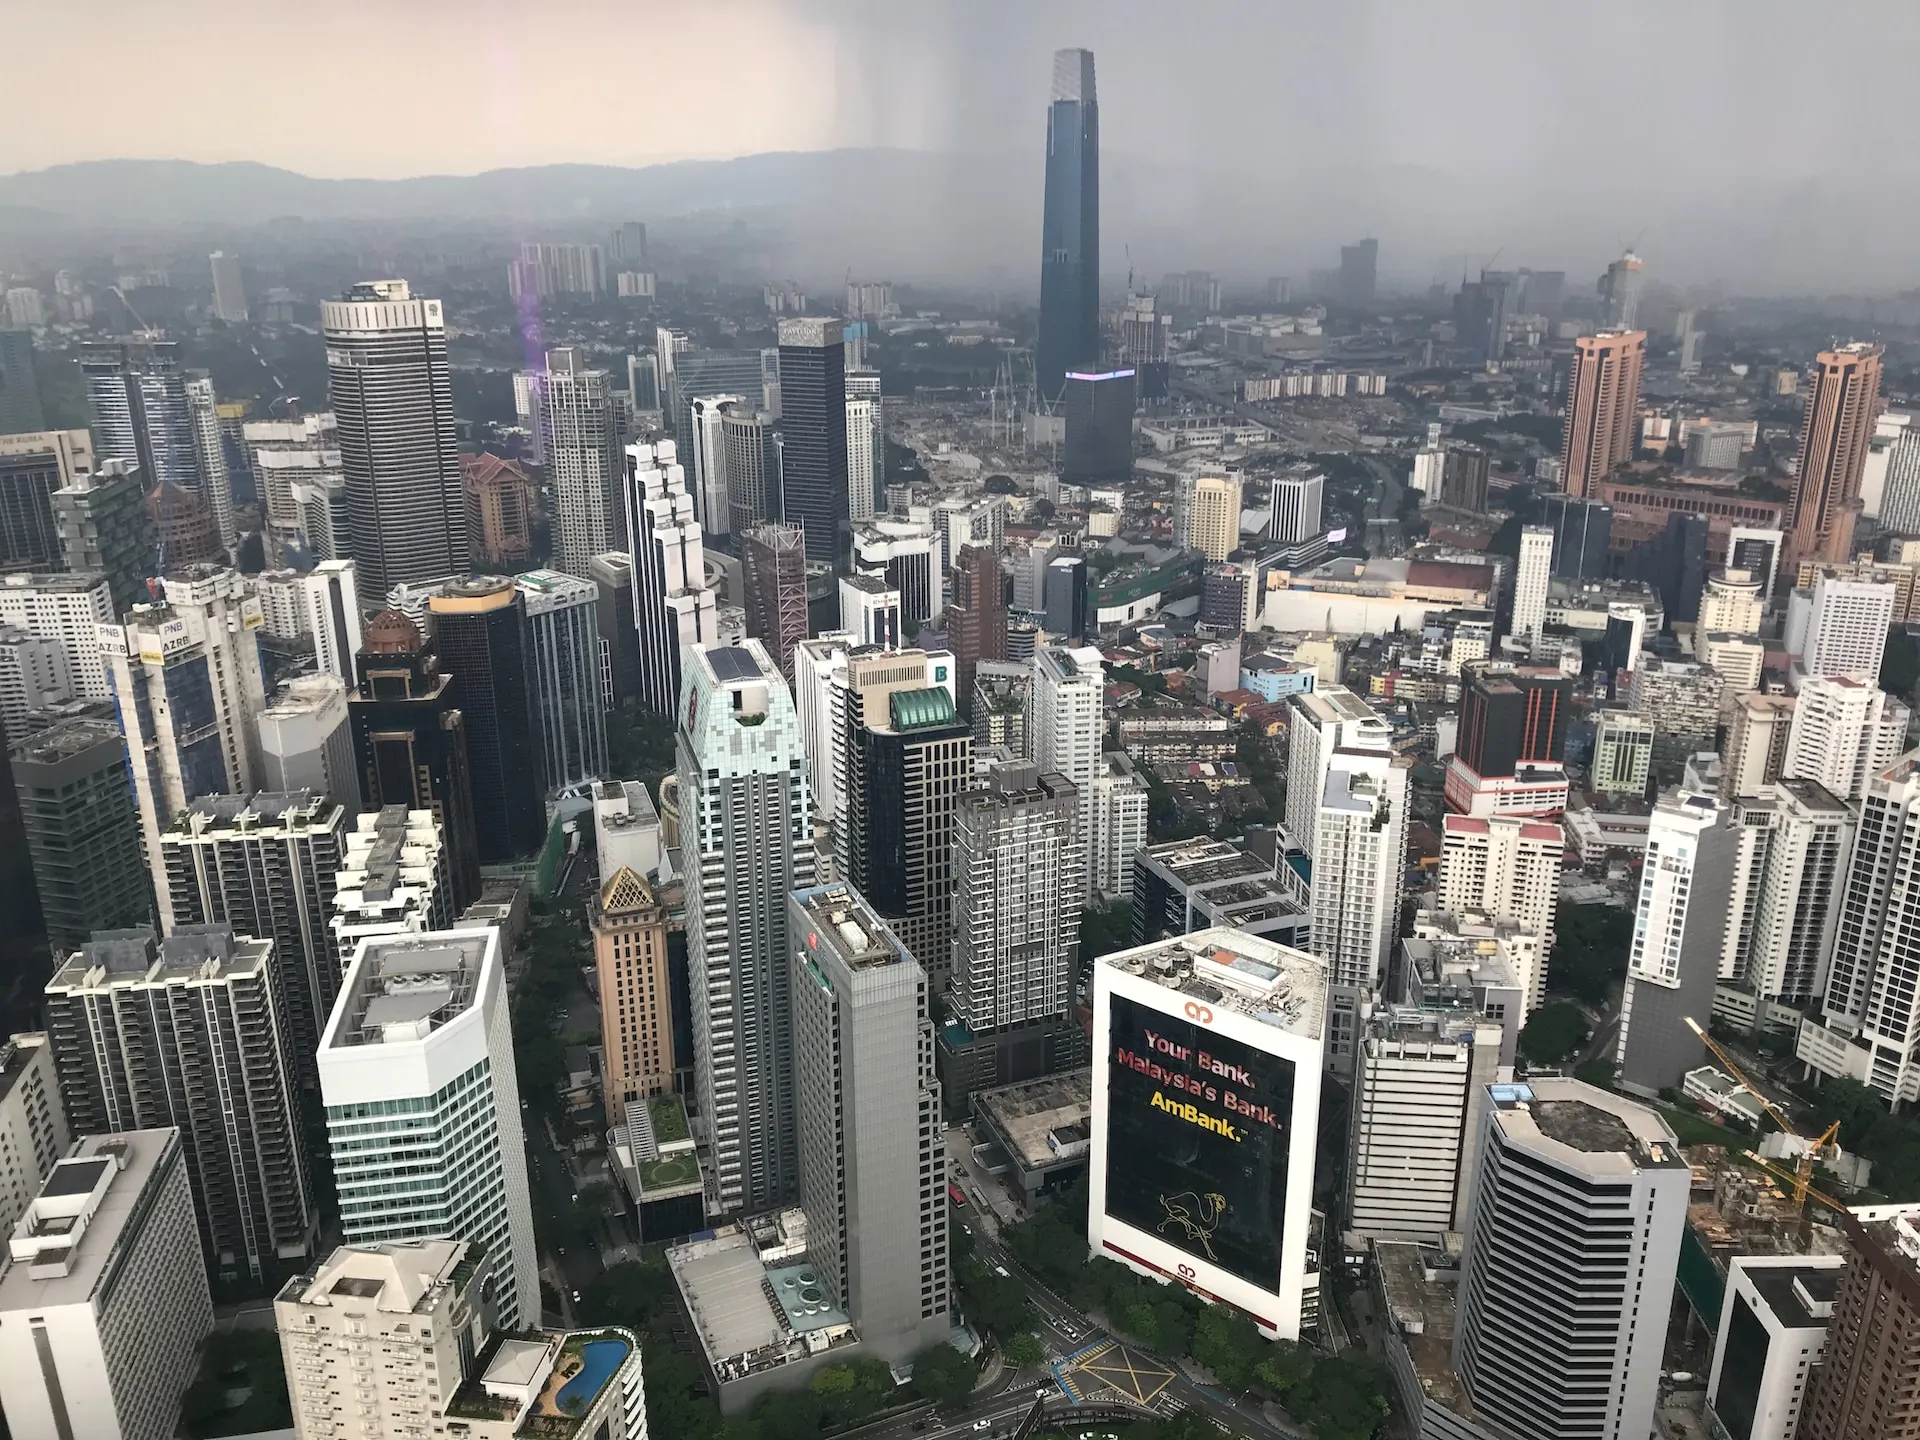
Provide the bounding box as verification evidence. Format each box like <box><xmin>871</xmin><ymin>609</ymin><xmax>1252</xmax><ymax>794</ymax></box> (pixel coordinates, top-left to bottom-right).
<box><xmin>1685</xmin><ymin>1016</ymin><xmax>1840</xmax><ymax>1206</ymax></box>
<box><xmin>1738</xmin><ymin>1148</ymin><xmax>1848</xmax><ymax>1220</ymax></box>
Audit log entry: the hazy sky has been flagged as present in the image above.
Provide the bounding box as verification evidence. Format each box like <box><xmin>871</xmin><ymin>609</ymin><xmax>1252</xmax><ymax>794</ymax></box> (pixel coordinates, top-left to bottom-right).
<box><xmin>6</xmin><ymin>0</ymin><xmax>1915</xmax><ymax>288</ymax></box>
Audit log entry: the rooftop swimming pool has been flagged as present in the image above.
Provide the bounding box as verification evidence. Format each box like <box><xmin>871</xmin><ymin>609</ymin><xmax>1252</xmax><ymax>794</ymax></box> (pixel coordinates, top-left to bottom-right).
<box><xmin>557</xmin><ymin>1337</ymin><xmax>629</xmax><ymax>1415</ymax></box>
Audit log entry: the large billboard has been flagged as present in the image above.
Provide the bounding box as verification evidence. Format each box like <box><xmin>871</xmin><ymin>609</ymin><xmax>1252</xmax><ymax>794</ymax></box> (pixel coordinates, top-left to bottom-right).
<box><xmin>1103</xmin><ymin>993</ymin><xmax>1295</xmax><ymax>1289</ymax></box>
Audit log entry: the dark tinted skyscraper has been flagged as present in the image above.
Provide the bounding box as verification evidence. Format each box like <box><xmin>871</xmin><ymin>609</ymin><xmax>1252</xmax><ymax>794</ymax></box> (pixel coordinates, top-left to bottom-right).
<box><xmin>323</xmin><ymin>281</ymin><xmax>469</xmax><ymax>594</ymax></box>
<box><xmin>1062</xmin><ymin>370</ymin><xmax>1134</xmax><ymax>483</ymax></box>
<box><xmin>428</xmin><ymin>580</ymin><xmax>546</xmax><ymax>862</ymax></box>
<box><xmin>1539</xmin><ymin>493</ymin><xmax>1614</xmax><ymax>580</ymax></box>
<box><xmin>1339</xmin><ymin>238</ymin><xmax>1378</xmax><ymax>306</ymax></box>
<box><xmin>0</xmin><ymin>330</ymin><xmax>46</xmax><ymax>435</ymax></box>
<box><xmin>776</xmin><ymin>318</ymin><xmax>849</xmax><ymax>566</ymax></box>
<box><xmin>81</xmin><ymin>339</ymin><xmax>201</xmax><ymax>492</ymax></box>
<box><xmin>1037</xmin><ymin>48</ymin><xmax>1100</xmax><ymax>404</ymax></box>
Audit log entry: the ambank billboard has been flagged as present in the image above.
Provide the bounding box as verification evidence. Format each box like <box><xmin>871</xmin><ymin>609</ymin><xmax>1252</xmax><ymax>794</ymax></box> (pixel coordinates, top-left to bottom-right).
<box><xmin>1089</xmin><ymin>958</ymin><xmax>1322</xmax><ymax>1340</ymax></box>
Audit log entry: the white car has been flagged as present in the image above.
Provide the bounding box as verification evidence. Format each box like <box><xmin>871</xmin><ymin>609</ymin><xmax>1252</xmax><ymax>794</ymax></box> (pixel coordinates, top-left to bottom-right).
<box><xmin>971</xmin><ymin>1422</ymin><xmax>992</xmax><ymax>1433</ymax></box>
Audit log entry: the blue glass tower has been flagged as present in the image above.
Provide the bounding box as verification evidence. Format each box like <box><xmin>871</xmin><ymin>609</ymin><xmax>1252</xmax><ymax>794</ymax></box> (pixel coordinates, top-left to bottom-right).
<box><xmin>1037</xmin><ymin>48</ymin><xmax>1100</xmax><ymax>405</ymax></box>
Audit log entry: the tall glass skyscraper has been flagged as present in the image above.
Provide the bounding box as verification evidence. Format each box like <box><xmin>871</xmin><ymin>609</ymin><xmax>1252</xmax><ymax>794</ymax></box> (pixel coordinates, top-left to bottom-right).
<box><xmin>776</xmin><ymin>318</ymin><xmax>849</xmax><ymax>567</ymax></box>
<box><xmin>1037</xmin><ymin>48</ymin><xmax>1100</xmax><ymax>405</ymax></box>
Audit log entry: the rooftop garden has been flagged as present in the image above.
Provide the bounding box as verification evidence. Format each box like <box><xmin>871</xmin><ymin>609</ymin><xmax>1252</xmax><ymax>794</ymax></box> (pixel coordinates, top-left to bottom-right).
<box><xmin>647</xmin><ymin>1093</ymin><xmax>690</xmax><ymax>1145</ymax></box>
<box><xmin>638</xmin><ymin>1150</ymin><xmax>700</xmax><ymax>1191</ymax></box>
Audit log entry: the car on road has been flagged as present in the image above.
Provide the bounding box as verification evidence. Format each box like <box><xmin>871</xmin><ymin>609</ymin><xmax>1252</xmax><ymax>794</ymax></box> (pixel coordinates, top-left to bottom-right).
<box><xmin>571</xmin><ymin>1289</ymin><xmax>581</xmax><ymax>1302</ymax></box>
<box><xmin>971</xmin><ymin>1422</ymin><xmax>992</xmax><ymax>1432</ymax></box>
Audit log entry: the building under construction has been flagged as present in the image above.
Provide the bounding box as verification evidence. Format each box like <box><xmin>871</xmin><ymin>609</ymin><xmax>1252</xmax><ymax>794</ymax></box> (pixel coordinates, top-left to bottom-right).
<box><xmin>741</xmin><ymin>521</ymin><xmax>808</xmax><ymax>682</ymax></box>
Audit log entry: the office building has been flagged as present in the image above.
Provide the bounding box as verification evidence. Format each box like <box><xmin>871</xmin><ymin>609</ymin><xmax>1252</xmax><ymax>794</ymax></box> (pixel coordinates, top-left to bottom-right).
<box><xmin>1436</xmin><ymin>815</ymin><xmax>1562</xmax><ymax>1012</ymax></box>
<box><xmin>256</xmin><ymin>673</ymin><xmax>360</xmax><ymax>806</ymax></box>
<box><xmin>1788</xmin><ymin>343</ymin><xmax>1884</xmax><ymax>569</ymax></box>
<box><xmin>515</xmin><ymin>569</ymin><xmax>606</xmax><ymax>793</ymax></box>
<box><xmin>1538</xmin><ymin>492</ymin><xmax>1613</xmax><ymax>579</ymax></box>
<box><xmin>183</xmin><ymin>377</ymin><xmax>236</xmax><ymax>556</ymax></box>
<box><xmin>1726</xmin><ymin>780</ymin><xmax>1854</xmax><ymax>1011</ymax></box>
<box><xmin>1449</xmin><ymin>662</ymin><xmax>1570</xmax><ymax>788</ymax></box>
<box><xmin>589</xmin><ymin>551</ymin><xmax>641</xmax><ymax>707</ymax></box>
<box><xmin>1088</xmin><ymin>928</ymin><xmax>1327</xmax><ymax>1339</ymax></box>
<box><xmin>0</xmin><ymin>1129</ymin><xmax>212</xmax><ymax>1440</ymax></box>
<box><xmin>0</xmin><ymin>430</ymin><xmax>92</xmax><ymax>572</ymax></box>
<box><xmin>947</xmin><ymin>544</ymin><xmax>1008</xmax><ymax>720</ymax></box>
<box><xmin>103</xmin><ymin>567</ymin><xmax>266</xmax><ymax>929</ymax></box>
<box><xmin>852</xmin><ymin>517</ymin><xmax>942</xmax><ymax>625</ymax></box>
<box><xmin>1559</xmin><ymin>330</ymin><xmax>1646</xmax><ymax>499</ymax></box>
<box><xmin>1511</xmin><ymin>525</ymin><xmax>1552</xmax><ymax>644</ymax></box>
<box><xmin>1798</xmin><ymin>570</ymin><xmax>1894</xmax><ymax>683</ymax></box>
<box><xmin>1179</xmin><ymin>472</ymin><xmax>1242</xmax><ymax>562</ymax></box>
<box><xmin>52</xmin><ymin>459</ymin><xmax>155</xmax><ymax>614</ymax></box>
<box><xmin>840</xmin><ymin>674</ymin><xmax>972</xmax><ymax>990</ymax></box>
<box><xmin>318</xmin><ymin>928</ymin><xmax>539</xmax><ymax>1328</ymax></box>
<box><xmin>794</xmin><ymin>632</ymin><xmax>858</xmax><ymax>822</ymax></box>
<box><xmin>1310</xmin><ymin>755</ymin><xmax>1412</xmax><ymax>992</ymax></box>
<box><xmin>208</xmin><ymin>250</ymin><xmax>246</xmax><ymax>323</ymax></box>
<box><xmin>624</xmin><ymin>439</ymin><xmax>719</xmax><ymax>715</ymax></box>
<box><xmin>1037</xmin><ymin>48</ymin><xmax>1100</xmax><ymax>402</ymax></box>
<box><xmin>1796</xmin><ymin>1207</ymin><xmax>1920</xmax><ymax>1440</ymax></box>
<box><xmin>323</xmin><ymin>281</ymin><xmax>469</xmax><ymax>594</ymax></box>
<box><xmin>776</xmin><ymin>318</ymin><xmax>849</xmax><ymax>565</ymax></box>
<box><xmin>145</xmin><ymin>477</ymin><xmax>222</xmax><ymax>568</ymax></box>
<box><xmin>1454</xmin><ymin>270</ymin><xmax>1513</xmax><ymax>363</ymax></box>
<box><xmin>1591</xmin><ymin>709</ymin><xmax>1653</xmax><ymax>795</ymax></box>
<box><xmin>538</xmin><ymin>347</ymin><xmax>628</xmax><ymax>576</ymax></box>
<box><xmin>45</xmin><ymin>927</ymin><xmax>314</xmax><ymax>1280</ymax></box>
<box><xmin>160</xmin><ymin>790</ymin><xmax>347</xmax><ymax>1082</ymax></box>
<box><xmin>0</xmin><ymin>571</ymin><xmax>113</xmax><ymax>699</ymax></box>
<box><xmin>0</xmin><ymin>328</ymin><xmax>45</xmax><ymax>434</ymax></box>
<box><xmin>1339</xmin><ymin>237</ymin><xmax>1378</xmax><ymax>306</ymax></box>
<box><xmin>595</xmin><ymin>865</ymin><xmax>674</xmax><ymax>1115</ymax></box>
<box><xmin>678</xmin><ymin>641</ymin><xmax>817</xmax><ymax>1213</ymax></box>
<box><xmin>9</xmin><ymin>719</ymin><xmax>148</xmax><ymax>953</ymax></box>
<box><xmin>839</xmin><ymin>574</ymin><xmax>901</xmax><ymax>649</ymax></box>
<box><xmin>1698</xmin><ymin>565</ymin><xmax>1765</xmax><ymax>637</ymax></box>
<box><xmin>1129</xmin><ymin>836</ymin><xmax>1309</xmax><ymax>951</ymax></box>
<box><xmin>1440</xmin><ymin>445</ymin><xmax>1490</xmax><ymax>513</ymax></box>
<box><xmin>939</xmin><ymin>763</ymin><xmax>1083</xmax><ymax>1109</ymax></box>
<box><xmin>348</xmin><ymin>610</ymin><xmax>481</xmax><ymax>907</ymax></box>
<box><xmin>722</xmin><ymin>404</ymin><xmax>779</xmax><ymax>535</ymax></box>
<box><xmin>1616</xmin><ymin>791</ymin><xmax>1735</xmax><ymax>1096</ymax></box>
<box><xmin>1702</xmin><ymin>1255</ymin><xmax>1843</xmax><ymax>1440</ymax></box>
<box><xmin>741</xmin><ymin>521</ymin><xmax>808</xmax><ymax>681</ymax></box>
<box><xmin>1283</xmin><ymin>685</ymin><xmax>1394</xmax><ymax>862</ymax></box>
<box><xmin>1043</xmin><ymin>552</ymin><xmax>1088</xmax><ymax>640</ymax></box>
<box><xmin>1348</xmin><ymin>1004</ymin><xmax>1504</xmax><ymax>1242</ymax></box>
<box><xmin>1452</xmin><ymin>1080</ymin><xmax>1686</xmax><ymax>1440</ymax></box>
<box><xmin>790</xmin><ymin>884</ymin><xmax>950</xmax><ymax>1359</ymax></box>
<box><xmin>1781</xmin><ymin>675</ymin><xmax>1908</xmax><ymax>803</ymax></box>
<box><xmin>463</xmin><ymin>452</ymin><xmax>536</xmax><ymax>570</ymax></box>
<box><xmin>1062</xmin><ymin>370</ymin><xmax>1135</xmax><ymax>484</ymax></box>
<box><xmin>594</xmin><ymin>778</ymin><xmax>662</xmax><ymax>883</ymax></box>
<box><xmin>429</xmin><ymin>580</ymin><xmax>545</xmax><ymax>860</ymax></box>
<box><xmin>329</xmin><ymin>806</ymin><xmax>456</xmax><ymax>968</ymax></box>
<box><xmin>80</xmin><ymin>339</ymin><xmax>200</xmax><ymax>492</ymax></box>
<box><xmin>0</xmin><ymin>1034</ymin><xmax>68</xmax><ymax>1240</ymax></box>
<box><xmin>1597</xmin><ymin>250</ymin><xmax>1647</xmax><ymax>328</ymax></box>
<box><xmin>1033</xmin><ymin>644</ymin><xmax>1105</xmax><ymax>893</ymax></box>
<box><xmin>1267</xmin><ymin>464</ymin><xmax>1324</xmax><ymax>546</ymax></box>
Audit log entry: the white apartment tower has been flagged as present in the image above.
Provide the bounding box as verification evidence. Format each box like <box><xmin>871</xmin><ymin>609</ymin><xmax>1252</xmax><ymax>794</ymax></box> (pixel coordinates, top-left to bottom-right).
<box><xmin>794</xmin><ymin>631</ymin><xmax>858</xmax><ymax>823</ymax></box>
<box><xmin>1452</xmin><ymin>1080</ymin><xmax>1689</xmax><ymax>1440</ymax></box>
<box><xmin>1782</xmin><ymin>675</ymin><xmax>1910</xmax><ymax>802</ymax></box>
<box><xmin>1033</xmin><ymin>645</ymin><xmax>1106</xmax><ymax>894</ymax></box>
<box><xmin>1726</xmin><ymin>781</ymin><xmax>1855</xmax><ymax>1009</ymax></box>
<box><xmin>541</xmin><ymin>347</ymin><xmax>629</xmax><ymax>576</ymax></box>
<box><xmin>0</xmin><ymin>572</ymin><xmax>115</xmax><ymax>699</ymax></box>
<box><xmin>1178</xmin><ymin>472</ymin><xmax>1242</xmax><ymax>562</ymax></box>
<box><xmin>184</xmin><ymin>377</ymin><xmax>237</xmax><ymax>555</ymax></box>
<box><xmin>1284</xmin><ymin>686</ymin><xmax>1394</xmax><ymax>863</ymax></box>
<box><xmin>101</xmin><ymin>566</ymin><xmax>267</xmax><ymax>929</ymax></box>
<box><xmin>624</xmin><ymin>439</ymin><xmax>718</xmax><ymax>715</ymax></box>
<box><xmin>0</xmin><ymin>1131</ymin><xmax>213</xmax><ymax>1440</ymax></box>
<box><xmin>328</xmin><ymin>806</ymin><xmax>457</xmax><ymax>970</ymax></box>
<box><xmin>1511</xmin><ymin>525</ymin><xmax>1553</xmax><ymax>645</ymax></box>
<box><xmin>1435</xmin><ymin>815</ymin><xmax>1563</xmax><ymax>1011</ymax></box>
<box><xmin>1268</xmin><ymin>465</ymin><xmax>1324</xmax><ymax>545</ymax></box>
<box><xmin>1799</xmin><ymin>571</ymin><xmax>1895</xmax><ymax>685</ymax></box>
<box><xmin>1310</xmin><ymin>755</ymin><xmax>1412</xmax><ymax>992</ymax></box>
<box><xmin>677</xmin><ymin>641</ymin><xmax>817</xmax><ymax>1213</ymax></box>
<box><xmin>847</xmin><ymin>394</ymin><xmax>880</xmax><ymax>522</ymax></box>
<box><xmin>1724</xmin><ymin>692</ymin><xmax>1797</xmax><ymax>797</ymax></box>
<box><xmin>0</xmin><ymin>1034</ymin><xmax>70</xmax><ymax>1241</ymax></box>
<box><xmin>317</xmin><ymin>928</ymin><xmax>539</xmax><ymax>1329</ymax></box>
<box><xmin>1090</xmin><ymin>751</ymin><xmax>1151</xmax><ymax>899</ymax></box>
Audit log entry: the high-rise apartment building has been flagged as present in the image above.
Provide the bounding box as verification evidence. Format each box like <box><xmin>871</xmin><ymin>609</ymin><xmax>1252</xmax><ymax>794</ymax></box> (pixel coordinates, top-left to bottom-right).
<box><xmin>1788</xmin><ymin>343</ymin><xmax>1885</xmax><ymax>569</ymax></box>
<box><xmin>947</xmin><ymin>543</ymin><xmax>1008</xmax><ymax>721</ymax></box>
<box><xmin>0</xmin><ymin>571</ymin><xmax>114</xmax><ymax>699</ymax></box>
<box><xmin>52</xmin><ymin>459</ymin><xmax>155</xmax><ymax>614</ymax></box>
<box><xmin>777</xmin><ymin>317</ymin><xmax>849</xmax><ymax>566</ymax></box>
<box><xmin>1339</xmin><ymin>238</ymin><xmax>1378</xmax><ymax>307</ymax></box>
<box><xmin>595</xmin><ymin>866</ymin><xmax>674</xmax><ymax>1114</ymax></box>
<box><xmin>0</xmin><ymin>429</ymin><xmax>92</xmax><ymax>572</ymax></box>
<box><xmin>540</xmin><ymin>347</ymin><xmax>627</xmax><ymax>575</ymax></box>
<box><xmin>846</xmin><ymin>393</ymin><xmax>880</xmax><ymax>522</ymax></box>
<box><xmin>1616</xmin><ymin>791</ymin><xmax>1735</xmax><ymax>1096</ymax></box>
<box><xmin>428</xmin><ymin>579</ymin><xmax>546</xmax><ymax>860</ymax></box>
<box><xmin>1782</xmin><ymin>675</ymin><xmax>1908</xmax><ymax>803</ymax></box>
<box><xmin>80</xmin><ymin>339</ymin><xmax>200</xmax><ymax>492</ymax></box>
<box><xmin>1591</xmin><ymin>709</ymin><xmax>1654</xmax><ymax>795</ymax></box>
<box><xmin>1511</xmin><ymin>524</ymin><xmax>1552</xmax><ymax>643</ymax></box>
<box><xmin>45</xmin><ymin>926</ymin><xmax>314</xmax><ymax>1280</ymax></box>
<box><xmin>102</xmin><ymin>567</ymin><xmax>266</xmax><ymax>929</ymax></box>
<box><xmin>1452</xmin><ymin>1079</ymin><xmax>1687</xmax><ymax>1440</ymax></box>
<box><xmin>516</xmin><ymin>569</ymin><xmax>606</xmax><ymax>793</ymax></box>
<box><xmin>1559</xmin><ymin>330</ymin><xmax>1646</xmax><ymax>499</ymax></box>
<box><xmin>1283</xmin><ymin>685</ymin><xmax>1394</xmax><ymax>863</ymax></box>
<box><xmin>624</xmin><ymin>439</ymin><xmax>718</xmax><ymax>715</ymax></box>
<box><xmin>740</xmin><ymin>521</ymin><xmax>808</xmax><ymax>682</ymax></box>
<box><xmin>1797</xmin><ymin>1206</ymin><xmax>1920</xmax><ymax>1440</ymax></box>
<box><xmin>1725</xmin><ymin>780</ymin><xmax>1854</xmax><ymax>1011</ymax></box>
<box><xmin>323</xmin><ymin>281</ymin><xmax>469</xmax><ymax>594</ymax></box>
<box><xmin>160</xmin><ymin>791</ymin><xmax>347</xmax><ymax>1084</ymax></box>
<box><xmin>9</xmin><ymin>719</ymin><xmax>148</xmax><ymax>954</ymax></box>
<box><xmin>208</xmin><ymin>250</ymin><xmax>246</xmax><ymax>323</ymax></box>
<box><xmin>677</xmin><ymin>641</ymin><xmax>817</xmax><ymax>1213</ymax></box>
<box><xmin>348</xmin><ymin>610</ymin><xmax>481</xmax><ymax>908</ymax></box>
<box><xmin>0</xmin><ymin>1129</ymin><xmax>213</xmax><ymax>1440</ymax></box>
<box><xmin>1033</xmin><ymin>644</ymin><xmax>1106</xmax><ymax>894</ymax></box>
<box><xmin>1436</xmin><ymin>814</ymin><xmax>1562</xmax><ymax>1011</ymax></box>
<box><xmin>1178</xmin><ymin>472</ymin><xmax>1242</xmax><ymax>562</ymax></box>
<box><xmin>794</xmin><ymin>631</ymin><xmax>859</xmax><ymax>822</ymax></box>
<box><xmin>790</xmin><ymin>884</ymin><xmax>951</xmax><ymax>1359</ymax></box>
<box><xmin>939</xmin><ymin>762</ymin><xmax>1083</xmax><ymax>1109</ymax></box>
<box><xmin>507</xmin><ymin>241</ymin><xmax>606</xmax><ymax>299</ymax></box>
<box><xmin>1037</xmin><ymin>49</ymin><xmax>1100</xmax><ymax>402</ymax></box>
<box><xmin>1310</xmin><ymin>754</ymin><xmax>1412</xmax><ymax>993</ymax></box>
<box><xmin>1797</xmin><ymin>570</ymin><xmax>1894</xmax><ymax>684</ymax></box>
<box><xmin>1724</xmin><ymin>692</ymin><xmax>1797</xmax><ymax>796</ymax></box>
<box><xmin>1090</xmin><ymin>751</ymin><xmax>1151</xmax><ymax>898</ymax></box>
<box><xmin>0</xmin><ymin>1033</ymin><xmax>70</xmax><ymax>1240</ymax></box>
<box><xmin>183</xmin><ymin>376</ymin><xmax>236</xmax><ymax>555</ymax></box>
<box><xmin>0</xmin><ymin>626</ymin><xmax>70</xmax><ymax>729</ymax></box>
<box><xmin>318</xmin><ymin>928</ymin><xmax>539</xmax><ymax>1328</ymax></box>
<box><xmin>328</xmin><ymin>806</ymin><xmax>457</xmax><ymax>968</ymax></box>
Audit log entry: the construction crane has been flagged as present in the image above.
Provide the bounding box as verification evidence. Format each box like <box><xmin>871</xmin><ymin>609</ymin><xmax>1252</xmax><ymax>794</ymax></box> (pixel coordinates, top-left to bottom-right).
<box><xmin>1685</xmin><ymin>1016</ymin><xmax>1840</xmax><ymax>1207</ymax></box>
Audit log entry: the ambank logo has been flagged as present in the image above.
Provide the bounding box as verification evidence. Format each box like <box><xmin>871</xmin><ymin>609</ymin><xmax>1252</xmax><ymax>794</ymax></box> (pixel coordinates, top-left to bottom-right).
<box><xmin>1183</xmin><ymin>1000</ymin><xmax>1213</xmax><ymax>1025</ymax></box>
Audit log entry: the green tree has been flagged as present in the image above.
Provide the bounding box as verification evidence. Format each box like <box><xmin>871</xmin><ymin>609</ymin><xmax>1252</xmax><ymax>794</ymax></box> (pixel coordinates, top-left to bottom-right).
<box><xmin>1519</xmin><ymin>1002</ymin><xmax>1590</xmax><ymax>1067</ymax></box>
<box><xmin>809</xmin><ymin>1364</ymin><xmax>856</xmax><ymax>1395</ymax></box>
<box><xmin>1003</xmin><ymin>1332</ymin><xmax>1045</xmax><ymax>1367</ymax></box>
<box><xmin>1548</xmin><ymin>903</ymin><xmax>1634</xmax><ymax>1005</ymax></box>
<box><xmin>1191</xmin><ymin>1305</ymin><xmax>1265</xmax><ymax>1391</ymax></box>
<box><xmin>1121</xmin><ymin>1302</ymin><xmax>1161</xmax><ymax>1347</ymax></box>
<box><xmin>909</xmin><ymin>1342</ymin><xmax>976</xmax><ymax>1407</ymax></box>
<box><xmin>1254</xmin><ymin>1341</ymin><xmax>1315</xmax><ymax>1400</ymax></box>
<box><xmin>1079</xmin><ymin>903</ymin><xmax>1135</xmax><ymax>970</ymax></box>
<box><xmin>1294</xmin><ymin>1352</ymin><xmax>1394</xmax><ymax>1440</ymax></box>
